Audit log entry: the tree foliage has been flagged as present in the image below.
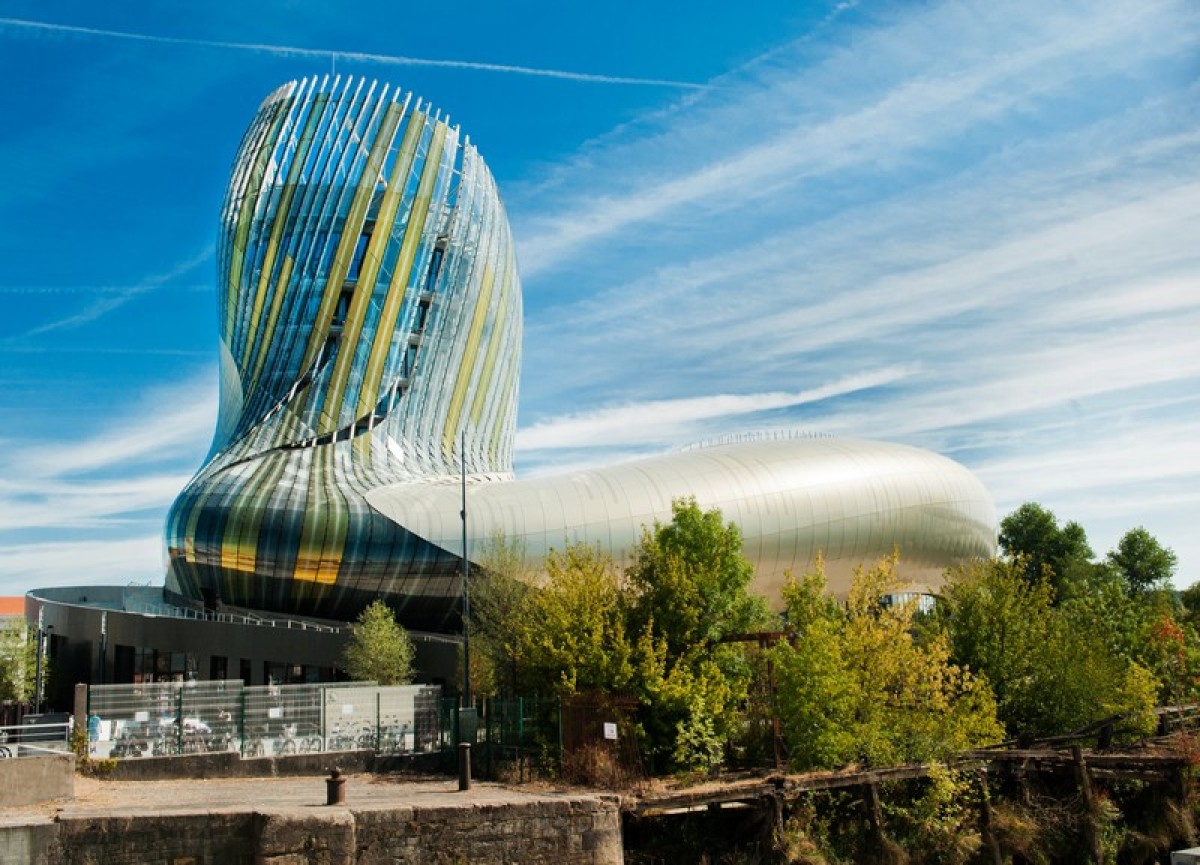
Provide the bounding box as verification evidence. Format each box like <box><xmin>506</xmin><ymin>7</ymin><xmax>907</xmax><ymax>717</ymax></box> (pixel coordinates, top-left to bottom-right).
<box><xmin>774</xmin><ymin>556</ymin><xmax>1002</xmax><ymax>771</ymax></box>
<box><xmin>937</xmin><ymin>558</ymin><xmax>1157</xmax><ymax>741</ymax></box>
<box><xmin>1107</xmin><ymin>526</ymin><xmax>1178</xmax><ymax>594</ymax></box>
<box><xmin>626</xmin><ymin>498</ymin><xmax>768</xmax><ymax>654</ymax></box>
<box><xmin>0</xmin><ymin>618</ymin><xmax>35</xmax><ymax>703</ymax></box>
<box><xmin>998</xmin><ymin>502</ymin><xmax>1094</xmax><ymax>594</ymax></box>
<box><xmin>626</xmin><ymin>498</ymin><xmax>771</xmax><ymax>773</ymax></box>
<box><xmin>492</xmin><ymin>497</ymin><xmax>1183</xmax><ymax>777</ymax></box>
<box><xmin>508</xmin><ymin>499</ymin><xmax>769</xmax><ymax>774</ymax></box>
<box><xmin>469</xmin><ymin>533</ymin><xmax>534</xmax><ymax>696</ymax></box>
<box><xmin>511</xmin><ymin>543</ymin><xmax>634</xmax><ymax>697</ymax></box>
<box><xmin>342</xmin><ymin>600</ymin><xmax>415</xmax><ymax>685</ymax></box>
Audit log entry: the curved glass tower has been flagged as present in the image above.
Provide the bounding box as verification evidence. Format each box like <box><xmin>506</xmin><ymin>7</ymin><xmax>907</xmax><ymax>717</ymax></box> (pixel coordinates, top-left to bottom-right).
<box><xmin>168</xmin><ymin>76</ymin><xmax>997</xmax><ymax>629</ymax></box>
<box><xmin>166</xmin><ymin>77</ymin><xmax>521</xmax><ymax>626</ymax></box>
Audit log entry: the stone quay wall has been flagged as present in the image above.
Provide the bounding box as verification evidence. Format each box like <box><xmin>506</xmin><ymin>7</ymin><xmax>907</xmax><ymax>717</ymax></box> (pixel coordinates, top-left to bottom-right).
<box><xmin>2</xmin><ymin>796</ymin><xmax>623</xmax><ymax>865</ymax></box>
<box><xmin>0</xmin><ymin>754</ymin><xmax>74</xmax><ymax>807</ymax></box>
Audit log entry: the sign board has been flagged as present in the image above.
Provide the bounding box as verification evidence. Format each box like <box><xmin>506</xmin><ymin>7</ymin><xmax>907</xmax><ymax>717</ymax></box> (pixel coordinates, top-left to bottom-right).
<box><xmin>603</xmin><ymin>722</ymin><xmax>618</xmax><ymax>741</ymax></box>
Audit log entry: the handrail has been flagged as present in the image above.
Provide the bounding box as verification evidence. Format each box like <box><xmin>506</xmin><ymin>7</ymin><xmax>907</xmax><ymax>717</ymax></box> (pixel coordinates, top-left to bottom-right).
<box><xmin>121</xmin><ymin>600</ymin><xmax>343</xmax><ymax>634</ymax></box>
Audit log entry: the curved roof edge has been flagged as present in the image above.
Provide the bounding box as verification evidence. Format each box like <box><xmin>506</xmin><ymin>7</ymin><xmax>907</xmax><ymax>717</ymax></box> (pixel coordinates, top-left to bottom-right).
<box><xmin>366</xmin><ymin>436</ymin><xmax>997</xmax><ymax>605</ymax></box>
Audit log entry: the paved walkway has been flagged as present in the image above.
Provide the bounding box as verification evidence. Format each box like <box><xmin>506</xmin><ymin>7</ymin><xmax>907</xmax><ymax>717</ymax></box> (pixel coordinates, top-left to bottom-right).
<box><xmin>2</xmin><ymin>773</ymin><xmax>595</xmax><ymax>827</ymax></box>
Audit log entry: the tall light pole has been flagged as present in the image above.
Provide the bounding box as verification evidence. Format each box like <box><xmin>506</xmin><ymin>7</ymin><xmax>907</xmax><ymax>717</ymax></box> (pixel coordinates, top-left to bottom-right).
<box><xmin>460</xmin><ymin>428</ymin><xmax>470</xmax><ymax>709</ymax></box>
<box><xmin>99</xmin><ymin>612</ymin><xmax>108</xmax><ymax>686</ymax></box>
<box><xmin>32</xmin><ymin>606</ymin><xmax>44</xmax><ymax>713</ymax></box>
<box><xmin>457</xmin><ymin>429</ymin><xmax>474</xmax><ymax>792</ymax></box>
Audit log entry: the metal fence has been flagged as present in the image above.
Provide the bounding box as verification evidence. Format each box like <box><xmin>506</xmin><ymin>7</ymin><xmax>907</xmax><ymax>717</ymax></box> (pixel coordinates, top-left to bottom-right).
<box><xmin>85</xmin><ymin>683</ymin><xmax>597</xmax><ymax>780</ymax></box>
<box><xmin>0</xmin><ymin>715</ymin><xmax>73</xmax><ymax>759</ymax></box>
<box><xmin>86</xmin><ymin>680</ymin><xmax>442</xmax><ymax>759</ymax></box>
<box><xmin>473</xmin><ymin>697</ymin><xmax>562</xmax><ymax>779</ymax></box>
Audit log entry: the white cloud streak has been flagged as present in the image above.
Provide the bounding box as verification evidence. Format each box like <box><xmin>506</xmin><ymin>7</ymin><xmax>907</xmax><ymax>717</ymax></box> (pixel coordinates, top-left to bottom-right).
<box><xmin>509</xmin><ymin>0</ymin><xmax>1200</xmax><ymax>581</ymax></box>
<box><xmin>0</xmin><ymin>369</ymin><xmax>217</xmax><ymax>590</ymax></box>
<box><xmin>515</xmin><ymin>1</ymin><xmax>1191</xmax><ymax>278</ymax></box>
<box><xmin>21</xmin><ymin>246</ymin><xmax>214</xmax><ymax>337</ymax></box>
<box><xmin>517</xmin><ymin>366</ymin><xmax>915</xmax><ymax>450</ymax></box>
<box><xmin>0</xmin><ymin>535</ymin><xmax>165</xmax><ymax>591</ymax></box>
<box><xmin>0</xmin><ymin>17</ymin><xmax>707</xmax><ymax>89</ymax></box>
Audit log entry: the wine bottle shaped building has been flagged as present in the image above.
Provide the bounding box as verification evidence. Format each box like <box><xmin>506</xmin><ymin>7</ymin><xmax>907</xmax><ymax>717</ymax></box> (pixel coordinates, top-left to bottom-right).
<box><xmin>29</xmin><ymin>77</ymin><xmax>996</xmax><ymax>690</ymax></box>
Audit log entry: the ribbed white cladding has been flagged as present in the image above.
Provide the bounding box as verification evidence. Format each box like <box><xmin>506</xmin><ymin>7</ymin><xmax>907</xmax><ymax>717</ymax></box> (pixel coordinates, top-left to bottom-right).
<box><xmin>365</xmin><ymin>437</ymin><xmax>997</xmax><ymax>605</ymax></box>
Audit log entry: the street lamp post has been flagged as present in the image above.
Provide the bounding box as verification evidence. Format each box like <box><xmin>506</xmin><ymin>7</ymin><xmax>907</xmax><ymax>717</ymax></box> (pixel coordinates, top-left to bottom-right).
<box><xmin>458</xmin><ymin>428</ymin><xmax>473</xmax><ymax>793</ymax></box>
<box><xmin>460</xmin><ymin>428</ymin><xmax>470</xmax><ymax>710</ymax></box>
<box><xmin>99</xmin><ymin>611</ymin><xmax>108</xmax><ymax>686</ymax></box>
<box><xmin>33</xmin><ymin>619</ymin><xmax>53</xmax><ymax>713</ymax></box>
<box><xmin>32</xmin><ymin>607</ymin><xmax>44</xmax><ymax>713</ymax></box>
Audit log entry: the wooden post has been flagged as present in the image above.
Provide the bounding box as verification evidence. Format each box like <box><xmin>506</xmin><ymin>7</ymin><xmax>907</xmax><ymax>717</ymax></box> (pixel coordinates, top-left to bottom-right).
<box><xmin>762</xmin><ymin>791</ymin><xmax>786</xmax><ymax>857</ymax></box>
<box><xmin>977</xmin><ymin>770</ymin><xmax>1004</xmax><ymax>865</ymax></box>
<box><xmin>1072</xmin><ymin>745</ymin><xmax>1105</xmax><ymax>865</ymax></box>
<box><xmin>1175</xmin><ymin>765</ymin><xmax>1197</xmax><ymax>847</ymax></box>
<box><xmin>862</xmin><ymin>782</ymin><xmax>888</xmax><ymax>856</ymax></box>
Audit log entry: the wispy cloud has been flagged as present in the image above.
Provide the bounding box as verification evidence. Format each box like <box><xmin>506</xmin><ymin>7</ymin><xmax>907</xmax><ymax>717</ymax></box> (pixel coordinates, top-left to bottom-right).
<box><xmin>517</xmin><ymin>366</ymin><xmax>915</xmax><ymax>450</ymax></box>
<box><xmin>510</xmin><ymin>0</ymin><xmax>1200</xmax><ymax>579</ymax></box>
<box><xmin>20</xmin><ymin>246</ymin><xmax>214</xmax><ymax>337</ymax></box>
<box><xmin>0</xmin><ymin>17</ymin><xmax>708</xmax><ymax>89</ymax></box>
<box><xmin>0</xmin><ymin>535</ymin><xmax>165</xmax><ymax>589</ymax></box>
<box><xmin>514</xmin><ymin>1</ymin><xmax>1193</xmax><ymax>278</ymax></box>
<box><xmin>0</xmin><ymin>368</ymin><xmax>217</xmax><ymax>591</ymax></box>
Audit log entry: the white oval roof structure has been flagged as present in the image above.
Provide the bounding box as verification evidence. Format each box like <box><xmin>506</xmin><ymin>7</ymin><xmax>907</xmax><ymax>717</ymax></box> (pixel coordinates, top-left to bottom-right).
<box><xmin>366</xmin><ymin>436</ymin><xmax>997</xmax><ymax>604</ymax></box>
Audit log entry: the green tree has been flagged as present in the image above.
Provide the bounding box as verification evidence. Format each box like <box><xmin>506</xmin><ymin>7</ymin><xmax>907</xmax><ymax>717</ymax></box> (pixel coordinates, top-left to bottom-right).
<box><xmin>511</xmin><ymin>542</ymin><xmax>634</xmax><ymax>697</ymax></box>
<box><xmin>0</xmin><ymin>618</ymin><xmax>36</xmax><ymax>703</ymax></box>
<box><xmin>938</xmin><ymin>558</ymin><xmax>1157</xmax><ymax>741</ymax></box>
<box><xmin>626</xmin><ymin>497</ymin><xmax>769</xmax><ymax>654</ymax></box>
<box><xmin>1058</xmin><ymin>566</ymin><xmax>1200</xmax><ymax>706</ymax></box>
<box><xmin>1107</xmin><ymin>526</ymin><xmax>1178</xmax><ymax>595</ymax></box>
<box><xmin>1179</xmin><ymin>582</ymin><xmax>1200</xmax><ymax>632</ymax></box>
<box><xmin>775</xmin><ymin>557</ymin><xmax>1002</xmax><ymax>771</ymax></box>
<box><xmin>933</xmin><ymin>557</ymin><xmax>1053</xmax><ymax>728</ymax></box>
<box><xmin>470</xmin><ymin>533</ymin><xmax>534</xmax><ymax>696</ymax></box>
<box><xmin>342</xmin><ymin>601</ymin><xmax>415</xmax><ymax>685</ymax></box>
<box><xmin>998</xmin><ymin>502</ymin><xmax>1094</xmax><ymax>593</ymax></box>
<box><xmin>625</xmin><ymin>499</ymin><xmax>771</xmax><ymax>773</ymax></box>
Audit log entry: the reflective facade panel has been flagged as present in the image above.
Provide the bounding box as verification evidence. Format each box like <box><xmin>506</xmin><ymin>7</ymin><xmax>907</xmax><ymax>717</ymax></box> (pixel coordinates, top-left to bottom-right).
<box><xmin>366</xmin><ymin>435</ymin><xmax>997</xmax><ymax>605</ymax></box>
<box><xmin>166</xmin><ymin>77</ymin><xmax>521</xmax><ymax>626</ymax></box>
<box><xmin>167</xmin><ymin>78</ymin><xmax>996</xmax><ymax>629</ymax></box>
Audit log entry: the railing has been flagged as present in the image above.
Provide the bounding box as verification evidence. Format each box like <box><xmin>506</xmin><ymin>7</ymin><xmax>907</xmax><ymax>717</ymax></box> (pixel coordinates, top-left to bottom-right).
<box><xmin>120</xmin><ymin>599</ymin><xmax>343</xmax><ymax>633</ymax></box>
<box><xmin>86</xmin><ymin>680</ymin><xmax>442</xmax><ymax>760</ymax></box>
<box><xmin>83</xmin><ymin>681</ymin><xmax>576</xmax><ymax>780</ymax></box>
<box><xmin>0</xmin><ymin>719</ymin><xmax>73</xmax><ymax>758</ymax></box>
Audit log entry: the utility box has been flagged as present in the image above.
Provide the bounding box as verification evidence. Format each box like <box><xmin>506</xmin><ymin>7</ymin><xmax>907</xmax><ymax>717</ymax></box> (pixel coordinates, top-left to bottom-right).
<box><xmin>1172</xmin><ymin>848</ymin><xmax>1200</xmax><ymax>864</ymax></box>
<box><xmin>456</xmin><ymin>707</ymin><xmax>478</xmax><ymax>745</ymax></box>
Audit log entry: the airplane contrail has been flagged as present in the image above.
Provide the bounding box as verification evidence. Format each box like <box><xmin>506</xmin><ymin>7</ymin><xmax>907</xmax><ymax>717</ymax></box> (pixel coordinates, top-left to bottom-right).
<box><xmin>0</xmin><ymin>17</ymin><xmax>709</xmax><ymax>89</ymax></box>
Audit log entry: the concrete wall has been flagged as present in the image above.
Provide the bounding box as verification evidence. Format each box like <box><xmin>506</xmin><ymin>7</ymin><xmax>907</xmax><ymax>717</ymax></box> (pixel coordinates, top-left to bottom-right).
<box><xmin>1</xmin><ymin>797</ymin><xmax>623</xmax><ymax>865</ymax></box>
<box><xmin>0</xmin><ymin>754</ymin><xmax>74</xmax><ymax>807</ymax></box>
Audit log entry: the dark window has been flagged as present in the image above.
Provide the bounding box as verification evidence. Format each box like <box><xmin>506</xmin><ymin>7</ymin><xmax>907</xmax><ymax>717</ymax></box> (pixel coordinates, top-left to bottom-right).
<box><xmin>349</xmin><ymin>233</ymin><xmax>370</xmax><ymax>280</ymax></box>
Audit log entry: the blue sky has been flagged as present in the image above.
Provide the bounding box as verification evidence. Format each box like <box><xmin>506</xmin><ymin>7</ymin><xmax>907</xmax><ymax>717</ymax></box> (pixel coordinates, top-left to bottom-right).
<box><xmin>0</xmin><ymin>0</ymin><xmax>1197</xmax><ymax>595</ymax></box>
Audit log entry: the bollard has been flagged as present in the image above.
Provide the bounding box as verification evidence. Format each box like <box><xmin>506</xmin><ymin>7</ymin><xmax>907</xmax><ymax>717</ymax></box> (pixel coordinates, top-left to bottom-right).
<box><xmin>458</xmin><ymin>743</ymin><xmax>472</xmax><ymax>791</ymax></box>
<box><xmin>326</xmin><ymin>767</ymin><xmax>346</xmax><ymax>805</ymax></box>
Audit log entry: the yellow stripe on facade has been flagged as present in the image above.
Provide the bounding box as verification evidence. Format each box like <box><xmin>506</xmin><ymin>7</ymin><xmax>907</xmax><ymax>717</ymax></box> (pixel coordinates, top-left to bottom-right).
<box><xmin>318</xmin><ymin>103</ymin><xmax>406</xmax><ymax>433</ymax></box>
<box><xmin>241</xmin><ymin>94</ymin><xmax>328</xmax><ymax>372</ymax></box>
<box><xmin>292</xmin><ymin>450</ymin><xmax>347</xmax><ymax>585</ymax></box>
<box><xmin>247</xmin><ymin>255</ymin><xmax>295</xmax><ymax>395</ymax></box>
<box><xmin>355</xmin><ymin>116</ymin><xmax>444</xmax><ymax>419</ymax></box>
<box><xmin>442</xmin><ymin>261</ymin><xmax>497</xmax><ymax>458</ymax></box>
<box><xmin>468</xmin><ymin>259</ymin><xmax>513</xmax><ymax>427</ymax></box>
<box><xmin>490</xmin><ymin>348</ymin><xmax>520</xmax><ymax>463</ymax></box>
<box><xmin>224</xmin><ymin>99</ymin><xmax>290</xmax><ymax>346</ymax></box>
<box><xmin>299</xmin><ymin>102</ymin><xmax>405</xmax><ymax>392</ymax></box>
